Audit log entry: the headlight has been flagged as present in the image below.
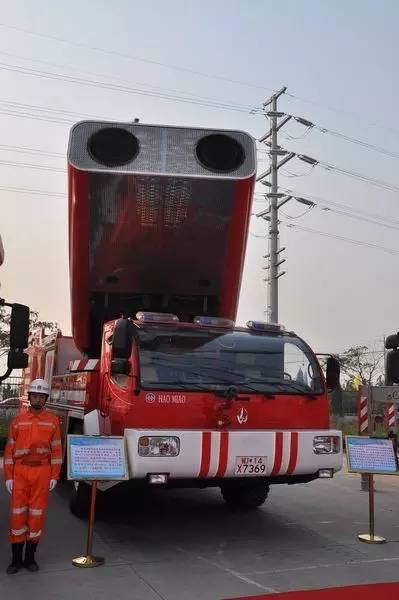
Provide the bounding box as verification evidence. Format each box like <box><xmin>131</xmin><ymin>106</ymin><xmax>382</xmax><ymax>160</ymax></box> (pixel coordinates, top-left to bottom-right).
<box><xmin>138</xmin><ymin>436</ymin><xmax>180</xmax><ymax>457</ymax></box>
<box><xmin>313</xmin><ymin>436</ymin><xmax>341</xmax><ymax>454</ymax></box>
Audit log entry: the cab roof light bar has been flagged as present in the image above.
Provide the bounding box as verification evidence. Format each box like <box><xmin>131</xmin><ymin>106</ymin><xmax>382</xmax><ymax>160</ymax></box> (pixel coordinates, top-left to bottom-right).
<box><xmin>246</xmin><ymin>321</ymin><xmax>286</xmax><ymax>332</ymax></box>
<box><xmin>194</xmin><ymin>316</ymin><xmax>235</xmax><ymax>328</ymax></box>
<box><xmin>136</xmin><ymin>312</ymin><xmax>179</xmax><ymax>323</ymax></box>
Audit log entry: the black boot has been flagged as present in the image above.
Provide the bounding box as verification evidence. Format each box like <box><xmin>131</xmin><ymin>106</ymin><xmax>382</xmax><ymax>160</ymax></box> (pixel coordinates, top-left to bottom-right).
<box><xmin>6</xmin><ymin>542</ymin><xmax>24</xmax><ymax>575</ymax></box>
<box><xmin>24</xmin><ymin>541</ymin><xmax>39</xmax><ymax>572</ymax></box>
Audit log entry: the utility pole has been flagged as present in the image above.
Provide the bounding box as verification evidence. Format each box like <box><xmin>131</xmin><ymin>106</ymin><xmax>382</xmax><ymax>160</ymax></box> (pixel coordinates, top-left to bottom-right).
<box><xmin>257</xmin><ymin>87</ymin><xmax>294</xmax><ymax>323</ymax></box>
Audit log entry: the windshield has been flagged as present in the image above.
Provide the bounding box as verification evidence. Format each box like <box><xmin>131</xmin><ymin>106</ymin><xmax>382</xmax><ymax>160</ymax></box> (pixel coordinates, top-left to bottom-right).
<box><xmin>137</xmin><ymin>328</ymin><xmax>323</xmax><ymax>394</ymax></box>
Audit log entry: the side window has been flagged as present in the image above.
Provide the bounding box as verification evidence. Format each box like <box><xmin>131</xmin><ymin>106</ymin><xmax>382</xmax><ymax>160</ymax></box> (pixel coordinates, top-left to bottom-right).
<box><xmin>284</xmin><ymin>342</ymin><xmax>315</xmax><ymax>389</ymax></box>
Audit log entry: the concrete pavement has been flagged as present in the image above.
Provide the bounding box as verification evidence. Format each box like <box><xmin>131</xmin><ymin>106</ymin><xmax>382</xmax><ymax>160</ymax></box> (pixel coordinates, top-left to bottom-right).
<box><xmin>0</xmin><ymin>469</ymin><xmax>399</xmax><ymax>599</ymax></box>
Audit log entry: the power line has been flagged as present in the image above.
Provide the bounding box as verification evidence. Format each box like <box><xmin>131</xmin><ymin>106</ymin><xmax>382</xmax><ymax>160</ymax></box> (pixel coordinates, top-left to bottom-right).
<box><xmin>315</xmin><ymin>204</ymin><xmax>399</xmax><ymax>233</ymax></box>
<box><xmin>275</xmin><ymin>188</ymin><xmax>399</xmax><ymax>233</ymax></box>
<box><xmin>2</xmin><ymin>20</ymin><xmax>397</xmax><ymax>142</ymax></box>
<box><xmin>0</xmin><ymin>99</ymin><xmax>103</xmax><ymax>120</ymax></box>
<box><xmin>252</xmin><ymin>209</ymin><xmax>399</xmax><ymax>255</ymax></box>
<box><xmin>279</xmin><ymin>205</ymin><xmax>315</xmax><ymax>220</ymax></box>
<box><xmin>0</xmin><ymin>61</ymin><xmax>262</xmax><ymax>114</ymax></box>
<box><xmin>0</xmin><ymin>185</ymin><xmax>63</xmax><ymax>197</ymax></box>
<box><xmin>0</xmin><ymin>143</ymin><xmax>64</xmax><ymax>158</ymax></box>
<box><xmin>0</xmin><ymin>159</ymin><xmax>65</xmax><ymax>173</ymax></box>
<box><xmin>280</xmin><ymin>220</ymin><xmax>399</xmax><ymax>256</ymax></box>
<box><xmin>0</xmin><ymin>21</ymin><xmax>279</xmax><ymax>95</ymax></box>
<box><xmin>315</xmin><ymin>159</ymin><xmax>399</xmax><ymax>193</ymax></box>
<box><xmin>279</xmin><ymin>186</ymin><xmax>399</xmax><ymax>227</ymax></box>
<box><xmin>0</xmin><ymin>108</ymin><xmax>74</xmax><ymax>125</ymax></box>
<box><xmin>0</xmin><ymin>49</ymin><xmax>264</xmax><ymax>115</ymax></box>
<box><xmin>285</xmin><ymin>91</ymin><xmax>399</xmax><ymax>139</ymax></box>
<box><xmin>288</xmin><ymin>114</ymin><xmax>399</xmax><ymax>160</ymax></box>
<box><xmin>275</xmin><ymin>152</ymin><xmax>399</xmax><ymax>195</ymax></box>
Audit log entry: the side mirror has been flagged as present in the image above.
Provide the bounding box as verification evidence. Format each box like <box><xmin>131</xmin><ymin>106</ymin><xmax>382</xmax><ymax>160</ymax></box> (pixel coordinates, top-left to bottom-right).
<box><xmin>7</xmin><ymin>348</ymin><xmax>29</xmax><ymax>370</ymax></box>
<box><xmin>10</xmin><ymin>304</ymin><xmax>30</xmax><ymax>349</ymax></box>
<box><xmin>111</xmin><ymin>358</ymin><xmax>130</xmax><ymax>375</ymax></box>
<box><xmin>385</xmin><ymin>333</ymin><xmax>399</xmax><ymax>350</ymax></box>
<box><xmin>326</xmin><ymin>356</ymin><xmax>340</xmax><ymax>391</ymax></box>
<box><xmin>112</xmin><ymin>318</ymin><xmax>134</xmax><ymax>359</ymax></box>
<box><xmin>386</xmin><ymin>349</ymin><xmax>399</xmax><ymax>385</ymax></box>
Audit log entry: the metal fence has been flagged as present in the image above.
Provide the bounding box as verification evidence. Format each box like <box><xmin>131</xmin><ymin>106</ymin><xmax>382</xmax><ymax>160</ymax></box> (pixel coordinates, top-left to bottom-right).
<box><xmin>0</xmin><ymin>376</ymin><xmax>22</xmax><ymax>421</ymax></box>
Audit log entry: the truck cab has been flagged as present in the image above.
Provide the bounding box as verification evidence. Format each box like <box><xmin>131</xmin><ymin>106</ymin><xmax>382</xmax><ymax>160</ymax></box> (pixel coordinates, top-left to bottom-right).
<box><xmin>63</xmin><ymin>311</ymin><xmax>341</xmax><ymax>514</ymax></box>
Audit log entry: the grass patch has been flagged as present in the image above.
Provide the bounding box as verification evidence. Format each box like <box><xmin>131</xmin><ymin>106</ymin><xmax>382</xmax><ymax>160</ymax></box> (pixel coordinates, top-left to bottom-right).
<box><xmin>0</xmin><ymin>420</ymin><xmax>10</xmax><ymax>438</ymax></box>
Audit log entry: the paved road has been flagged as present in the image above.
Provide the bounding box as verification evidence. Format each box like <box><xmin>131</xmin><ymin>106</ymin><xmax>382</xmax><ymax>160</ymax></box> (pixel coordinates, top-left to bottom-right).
<box><xmin>1</xmin><ymin>469</ymin><xmax>399</xmax><ymax>599</ymax></box>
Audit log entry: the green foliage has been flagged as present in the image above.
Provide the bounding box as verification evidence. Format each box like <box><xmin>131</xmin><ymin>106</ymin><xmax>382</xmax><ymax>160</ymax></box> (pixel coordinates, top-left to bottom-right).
<box><xmin>0</xmin><ymin>421</ymin><xmax>9</xmax><ymax>438</ymax></box>
<box><xmin>339</xmin><ymin>345</ymin><xmax>384</xmax><ymax>388</ymax></box>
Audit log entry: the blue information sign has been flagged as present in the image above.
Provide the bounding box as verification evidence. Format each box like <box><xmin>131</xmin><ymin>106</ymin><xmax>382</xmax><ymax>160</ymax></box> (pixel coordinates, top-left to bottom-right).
<box><xmin>67</xmin><ymin>435</ymin><xmax>128</xmax><ymax>481</ymax></box>
<box><xmin>346</xmin><ymin>436</ymin><xmax>398</xmax><ymax>475</ymax></box>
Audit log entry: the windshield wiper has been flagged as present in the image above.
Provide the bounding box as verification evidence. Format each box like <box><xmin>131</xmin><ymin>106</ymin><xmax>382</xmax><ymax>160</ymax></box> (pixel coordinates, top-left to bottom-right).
<box><xmin>266</xmin><ymin>379</ymin><xmax>319</xmax><ymax>396</ymax></box>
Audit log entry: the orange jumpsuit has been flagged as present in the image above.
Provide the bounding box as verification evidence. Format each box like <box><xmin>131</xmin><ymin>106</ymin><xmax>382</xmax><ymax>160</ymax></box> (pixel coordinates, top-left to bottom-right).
<box><xmin>4</xmin><ymin>409</ymin><xmax>62</xmax><ymax>543</ymax></box>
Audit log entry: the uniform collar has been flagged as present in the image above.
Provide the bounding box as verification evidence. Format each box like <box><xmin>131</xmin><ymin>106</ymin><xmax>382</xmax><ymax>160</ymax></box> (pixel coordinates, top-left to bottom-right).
<box><xmin>28</xmin><ymin>408</ymin><xmax>47</xmax><ymax>418</ymax></box>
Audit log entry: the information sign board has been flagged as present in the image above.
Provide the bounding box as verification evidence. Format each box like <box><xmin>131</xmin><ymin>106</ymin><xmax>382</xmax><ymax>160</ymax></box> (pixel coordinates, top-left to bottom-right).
<box><xmin>346</xmin><ymin>436</ymin><xmax>398</xmax><ymax>475</ymax></box>
<box><xmin>67</xmin><ymin>435</ymin><xmax>128</xmax><ymax>481</ymax></box>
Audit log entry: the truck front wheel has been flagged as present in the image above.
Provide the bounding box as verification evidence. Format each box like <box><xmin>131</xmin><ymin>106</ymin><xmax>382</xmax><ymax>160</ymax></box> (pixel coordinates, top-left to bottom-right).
<box><xmin>221</xmin><ymin>483</ymin><xmax>270</xmax><ymax>509</ymax></box>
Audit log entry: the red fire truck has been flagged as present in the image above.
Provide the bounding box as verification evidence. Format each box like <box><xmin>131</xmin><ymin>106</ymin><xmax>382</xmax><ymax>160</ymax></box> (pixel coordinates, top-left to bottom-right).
<box><xmin>23</xmin><ymin>121</ymin><xmax>342</xmax><ymax>516</ymax></box>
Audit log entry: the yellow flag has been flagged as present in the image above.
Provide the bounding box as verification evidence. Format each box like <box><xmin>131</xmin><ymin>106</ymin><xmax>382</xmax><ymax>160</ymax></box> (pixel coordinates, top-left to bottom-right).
<box><xmin>353</xmin><ymin>374</ymin><xmax>362</xmax><ymax>391</ymax></box>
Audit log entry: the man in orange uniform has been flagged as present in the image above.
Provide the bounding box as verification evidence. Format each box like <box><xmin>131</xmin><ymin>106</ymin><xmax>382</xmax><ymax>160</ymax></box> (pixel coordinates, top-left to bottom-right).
<box><xmin>3</xmin><ymin>378</ymin><xmax>62</xmax><ymax>574</ymax></box>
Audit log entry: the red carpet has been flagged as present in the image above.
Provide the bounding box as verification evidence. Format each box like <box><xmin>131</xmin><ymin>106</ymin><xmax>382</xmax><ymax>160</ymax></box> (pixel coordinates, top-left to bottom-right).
<box><xmin>224</xmin><ymin>581</ymin><xmax>399</xmax><ymax>599</ymax></box>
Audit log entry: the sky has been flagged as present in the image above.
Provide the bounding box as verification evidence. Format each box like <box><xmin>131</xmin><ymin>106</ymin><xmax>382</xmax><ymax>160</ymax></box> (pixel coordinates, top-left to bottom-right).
<box><xmin>1</xmin><ymin>0</ymin><xmax>399</xmax><ymax>356</ymax></box>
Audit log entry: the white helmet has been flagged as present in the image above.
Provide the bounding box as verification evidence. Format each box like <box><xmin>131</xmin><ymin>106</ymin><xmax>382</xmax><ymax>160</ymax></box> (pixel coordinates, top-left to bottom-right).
<box><xmin>28</xmin><ymin>379</ymin><xmax>50</xmax><ymax>396</ymax></box>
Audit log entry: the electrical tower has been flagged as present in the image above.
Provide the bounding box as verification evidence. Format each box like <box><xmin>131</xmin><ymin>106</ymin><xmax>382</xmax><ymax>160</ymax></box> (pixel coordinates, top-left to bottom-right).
<box><xmin>257</xmin><ymin>86</ymin><xmax>295</xmax><ymax>323</ymax></box>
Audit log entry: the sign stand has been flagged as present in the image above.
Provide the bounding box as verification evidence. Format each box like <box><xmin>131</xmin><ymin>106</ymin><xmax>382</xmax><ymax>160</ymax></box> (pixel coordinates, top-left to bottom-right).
<box><xmin>68</xmin><ymin>434</ymin><xmax>128</xmax><ymax>567</ymax></box>
<box><xmin>72</xmin><ymin>481</ymin><xmax>105</xmax><ymax>568</ymax></box>
<box><xmin>346</xmin><ymin>435</ymin><xmax>398</xmax><ymax>544</ymax></box>
<box><xmin>358</xmin><ymin>473</ymin><xmax>386</xmax><ymax>544</ymax></box>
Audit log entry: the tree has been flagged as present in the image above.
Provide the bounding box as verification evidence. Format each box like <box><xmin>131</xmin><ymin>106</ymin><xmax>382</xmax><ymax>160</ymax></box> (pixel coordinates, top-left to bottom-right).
<box><xmin>0</xmin><ymin>307</ymin><xmax>58</xmax><ymax>352</ymax></box>
<box><xmin>339</xmin><ymin>345</ymin><xmax>384</xmax><ymax>389</ymax></box>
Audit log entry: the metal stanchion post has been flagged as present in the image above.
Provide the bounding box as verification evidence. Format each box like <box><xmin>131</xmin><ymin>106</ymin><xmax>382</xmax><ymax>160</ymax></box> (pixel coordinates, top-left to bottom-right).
<box><xmin>358</xmin><ymin>473</ymin><xmax>385</xmax><ymax>544</ymax></box>
<box><xmin>360</xmin><ymin>473</ymin><xmax>369</xmax><ymax>492</ymax></box>
<box><xmin>72</xmin><ymin>481</ymin><xmax>105</xmax><ymax>567</ymax></box>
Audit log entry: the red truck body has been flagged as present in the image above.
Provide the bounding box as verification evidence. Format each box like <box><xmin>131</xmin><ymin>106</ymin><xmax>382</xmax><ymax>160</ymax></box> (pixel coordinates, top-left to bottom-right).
<box><xmin>23</xmin><ymin>121</ymin><xmax>342</xmax><ymax>512</ymax></box>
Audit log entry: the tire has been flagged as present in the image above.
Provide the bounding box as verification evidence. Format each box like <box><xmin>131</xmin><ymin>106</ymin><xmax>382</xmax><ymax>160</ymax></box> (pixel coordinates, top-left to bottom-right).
<box><xmin>69</xmin><ymin>481</ymin><xmax>91</xmax><ymax>519</ymax></box>
<box><xmin>221</xmin><ymin>483</ymin><xmax>270</xmax><ymax>510</ymax></box>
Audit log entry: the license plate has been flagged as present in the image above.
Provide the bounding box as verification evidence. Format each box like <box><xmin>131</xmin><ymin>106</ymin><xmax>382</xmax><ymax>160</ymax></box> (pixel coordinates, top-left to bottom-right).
<box><xmin>235</xmin><ymin>456</ymin><xmax>267</xmax><ymax>475</ymax></box>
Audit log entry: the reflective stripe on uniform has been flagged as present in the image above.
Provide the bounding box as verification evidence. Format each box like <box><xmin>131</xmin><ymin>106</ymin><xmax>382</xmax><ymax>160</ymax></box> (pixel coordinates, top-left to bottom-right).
<box><xmin>7</xmin><ymin>438</ymin><xmax>15</xmax><ymax>445</ymax></box>
<box><xmin>16</xmin><ymin>421</ymin><xmax>32</xmax><ymax>426</ymax></box>
<box><xmin>4</xmin><ymin>459</ymin><xmax>14</xmax><ymax>465</ymax></box>
<box><xmin>28</xmin><ymin>530</ymin><xmax>42</xmax><ymax>539</ymax></box>
<box><xmin>36</xmin><ymin>447</ymin><xmax>50</xmax><ymax>454</ymax></box>
<box><xmin>51</xmin><ymin>439</ymin><xmax>61</xmax><ymax>447</ymax></box>
<box><xmin>38</xmin><ymin>422</ymin><xmax>55</xmax><ymax>427</ymax></box>
<box><xmin>11</xmin><ymin>526</ymin><xmax>28</xmax><ymax>536</ymax></box>
<box><xmin>29</xmin><ymin>508</ymin><xmax>43</xmax><ymax>516</ymax></box>
<box><xmin>51</xmin><ymin>458</ymin><xmax>62</xmax><ymax>464</ymax></box>
<box><xmin>12</xmin><ymin>506</ymin><xmax>28</xmax><ymax>515</ymax></box>
<box><xmin>14</xmin><ymin>448</ymin><xmax>30</xmax><ymax>457</ymax></box>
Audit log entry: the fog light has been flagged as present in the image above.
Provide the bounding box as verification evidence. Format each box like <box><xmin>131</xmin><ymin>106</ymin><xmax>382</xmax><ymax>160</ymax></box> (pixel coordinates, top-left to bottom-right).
<box><xmin>138</xmin><ymin>436</ymin><xmax>180</xmax><ymax>457</ymax></box>
<box><xmin>148</xmin><ymin>473</ymin><xmax>168</xmax><ymax>485</ymax></box>
<box><xmin>318</xmin><ymin>469</ymin><xmax>334</xmax><ymax>479</ymax></box>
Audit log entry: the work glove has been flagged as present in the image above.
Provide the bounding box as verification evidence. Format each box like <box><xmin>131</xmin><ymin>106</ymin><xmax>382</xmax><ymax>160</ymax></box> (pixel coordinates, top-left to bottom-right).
<box><xmin>49</xmin><ymin>479</ymin><xmax>57</xmax><ymax>492</ymax></box>
<box><xmin>5</xmin><ymin>480</ymin><xmax>13</xmax><ymax>494</ymax></box>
